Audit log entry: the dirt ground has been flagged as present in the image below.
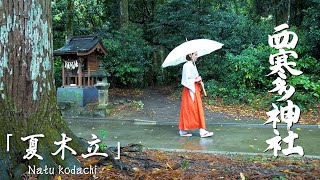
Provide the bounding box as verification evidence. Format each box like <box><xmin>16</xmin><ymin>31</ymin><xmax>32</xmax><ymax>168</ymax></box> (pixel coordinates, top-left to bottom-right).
<box><xmin>108</xmin><ymin>87</ymin><xmax>260</xmax><ymax>123</ymax></box>
<box><xmin>107</xmin><ymin>87</ymin><xmax>319</xmax><ymax>125</ymax></box>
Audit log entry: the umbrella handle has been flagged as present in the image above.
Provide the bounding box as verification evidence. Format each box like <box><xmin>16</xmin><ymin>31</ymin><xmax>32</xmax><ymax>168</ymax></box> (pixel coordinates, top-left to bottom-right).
<box><xmin>200</xmin><ymin>82</ymin><xmax>207</xmax><ymax>96</ymax></box>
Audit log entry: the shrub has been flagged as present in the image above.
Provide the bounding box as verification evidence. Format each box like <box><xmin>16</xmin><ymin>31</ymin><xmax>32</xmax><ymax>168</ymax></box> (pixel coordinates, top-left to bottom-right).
<box><xmin>103</xmin><ymin>24</ymin><xmax>152</xmax><ymax>87</ymax></box>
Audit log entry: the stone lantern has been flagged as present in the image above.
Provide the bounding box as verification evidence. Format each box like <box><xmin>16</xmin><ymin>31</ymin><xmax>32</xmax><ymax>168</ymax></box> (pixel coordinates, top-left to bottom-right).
<box><xmin>92</xmin><ymin>63</ymin><xmax>110</xmax><ymax>107</ymax></box>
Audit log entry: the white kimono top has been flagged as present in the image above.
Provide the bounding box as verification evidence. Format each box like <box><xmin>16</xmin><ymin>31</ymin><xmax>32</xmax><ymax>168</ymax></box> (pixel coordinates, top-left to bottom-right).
<box><xmin>181</xmin><ymin>61</ymin><xmax>199</xmax><ymax>101</ymax></box>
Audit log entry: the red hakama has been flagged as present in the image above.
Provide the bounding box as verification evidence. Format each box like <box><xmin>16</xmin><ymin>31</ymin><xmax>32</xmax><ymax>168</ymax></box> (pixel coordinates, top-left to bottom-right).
<box><xmin>179</xmin><ymin>83</ymin><xmax>206</xmax><ymax>130</ymax></box>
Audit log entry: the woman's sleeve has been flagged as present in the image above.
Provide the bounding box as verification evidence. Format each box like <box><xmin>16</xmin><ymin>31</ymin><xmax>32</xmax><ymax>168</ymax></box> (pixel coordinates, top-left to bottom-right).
<box><xmin>181</xmin><ymin>63</ymin><xmax>196</xmax><ymax>93</ymax></box>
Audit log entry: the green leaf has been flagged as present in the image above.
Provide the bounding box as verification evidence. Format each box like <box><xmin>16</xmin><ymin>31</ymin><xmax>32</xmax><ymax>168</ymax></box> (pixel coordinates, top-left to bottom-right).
<box><xmin>98</xmin><ymin>130</ymin><xmax>108</xmax><ymax>139</ymax></box>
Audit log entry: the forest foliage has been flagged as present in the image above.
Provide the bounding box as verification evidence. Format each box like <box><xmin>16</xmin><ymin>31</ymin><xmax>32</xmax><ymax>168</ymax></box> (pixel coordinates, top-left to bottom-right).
<box><xmin>52</xmin><ymin>0</ymin><xmax>320</xmax><ymax>111</ymax></box>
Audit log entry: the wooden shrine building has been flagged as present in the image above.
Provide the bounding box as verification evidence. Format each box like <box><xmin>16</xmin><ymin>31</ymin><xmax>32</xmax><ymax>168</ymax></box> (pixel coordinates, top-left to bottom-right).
<box><xmin>53</xmin><ymin>35</ymin><xmax>107</xmax><ymax>87</ymax></box>
<box><xmin>54</xmin><ymin>36</ymin><xmax>108</xmax><ymax>107</ymax></box>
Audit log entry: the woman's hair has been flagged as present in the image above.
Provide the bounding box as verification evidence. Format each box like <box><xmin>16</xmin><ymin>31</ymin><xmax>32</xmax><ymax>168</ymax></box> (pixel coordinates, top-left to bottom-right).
<box><xmin>186</xmin><ymin>54</ymin><xmax>192</xmax><ymax>61</ymax></box>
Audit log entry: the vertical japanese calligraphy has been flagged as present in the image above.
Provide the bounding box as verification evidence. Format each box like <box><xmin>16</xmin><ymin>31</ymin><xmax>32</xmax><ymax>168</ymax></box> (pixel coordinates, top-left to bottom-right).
<box><xmin>264</xmin><ymin>23</ymin><xmax>304</xmax><ymax>157</ymax></box>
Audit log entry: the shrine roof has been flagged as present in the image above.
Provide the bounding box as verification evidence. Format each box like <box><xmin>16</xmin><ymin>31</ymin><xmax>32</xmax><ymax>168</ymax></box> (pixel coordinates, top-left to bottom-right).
<box><xmin>53</xmin><ymin>35</ymin><xmax>107</xmax><ymax>56</ymax></box>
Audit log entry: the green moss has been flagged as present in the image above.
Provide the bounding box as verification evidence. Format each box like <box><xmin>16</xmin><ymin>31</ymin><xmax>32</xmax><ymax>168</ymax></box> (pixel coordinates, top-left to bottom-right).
<box><xmin>0</xmin><ymin>12</ymin><xmax>14</xmax><ymax>80</ymax></box>
<box><xmin>13</xmin><ymin>163</ymin><xmax>27</xmax><ymax>179</ymax></box>
<box><xmin>0</xmin><ymin>153</ymin><xmax>11</xmax><ymax>179</ymax></box>
<box><xmin>0</xmin><ymin>51</ymin><xmax>8</xmax><ymax>78</ymax></box>
<box><xmin>26</xmin><ymin>0</ymin><xmax>51</xmax><ymax>101</ymax></box>
<box><xmin>33</xmin><ymin>82</ymin><xmax>38</xmax><ymax>100</ymax></box>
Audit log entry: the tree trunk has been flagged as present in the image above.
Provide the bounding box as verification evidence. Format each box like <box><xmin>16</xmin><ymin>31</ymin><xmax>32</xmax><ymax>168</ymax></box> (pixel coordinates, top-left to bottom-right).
<box><xmin>0</xmin><ymin>0</ymin><xmax>85</xmax><ymax>179</ymax></box>
<box><xmin>287</xmin><ymin>0</ymin><xmax>291</xmax><ymax>25</ymax></box>
<box><xmin>66</xmin><ymin>0</ymin><xmax>74</xmax><ymax>43</ymax></box>
<box><xmin>272</xmin><ymin>0</ymin><xmax>279</xmax><ymax>26</ymax></box>
<box><xmin>119</xmin><ymin>0</ymin><xmax>129</xmax><ymax>27</ymax></box>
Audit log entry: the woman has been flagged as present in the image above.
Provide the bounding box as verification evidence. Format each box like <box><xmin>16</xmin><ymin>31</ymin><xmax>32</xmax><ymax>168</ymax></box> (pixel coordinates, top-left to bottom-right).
<box><xmin>179</xmin><ymin>52</ymin><xmax>213</xmax><ymax>138</ymax></box>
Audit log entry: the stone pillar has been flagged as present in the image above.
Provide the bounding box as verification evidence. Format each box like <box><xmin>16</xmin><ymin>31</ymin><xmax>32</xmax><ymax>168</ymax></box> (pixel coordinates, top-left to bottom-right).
<box><xmin>94</xmin><ymin>77</ymin><xmax>110</xmax><ymax>106</ymax></box>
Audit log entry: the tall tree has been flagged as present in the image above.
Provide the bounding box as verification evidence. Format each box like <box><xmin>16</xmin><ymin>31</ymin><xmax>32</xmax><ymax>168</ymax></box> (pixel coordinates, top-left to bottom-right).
<box><xmin>66</xmin><ymin>0</ymin><xmax>74</xmax><ymax>42</ymax></box>
<box><xmin>0</xmin><ymin>0</ymin><xmax>85</xmax><ymax>178</ymax></box>
<box><xmin>119</xmin><ymin>0</ymin><xmax>129</xmax><ymax>27</ymax></box>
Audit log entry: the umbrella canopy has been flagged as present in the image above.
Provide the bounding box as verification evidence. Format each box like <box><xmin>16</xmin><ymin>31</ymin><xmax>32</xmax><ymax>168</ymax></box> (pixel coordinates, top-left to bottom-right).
<box><xmin>161</xmin><ymin>39</ymin><xmax>223</xmax><ymax>68</ymax></box>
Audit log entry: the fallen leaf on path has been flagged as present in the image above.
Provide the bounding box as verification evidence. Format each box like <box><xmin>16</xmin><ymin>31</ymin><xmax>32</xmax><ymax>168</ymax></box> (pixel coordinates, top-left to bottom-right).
<box><xmin>281</xmin><ymin>169</ymin><xmax>298</xmax><ymax>175</ymax></box>
<box><xmin>83</xmin><ymin>158</ymin><xmax>100</xmax><ymax>167</ymax></box>
<box><xmin>240</xmin><ymin>172</ymin><xmax>246</xmax><ymax>180</ymax></box>
<box><xmin>133</xmin><ymin>167</ymin><xmax>141</xmax><ymax>172</ymax></box>
<box><xmin>102</xmin><ymin>165</ymin><xmax>113</xmax><ymax>171</ymax></box>
<box><xmin>166</xmin><ymin>162</ymin><xmax>173</xmax><ymax>170</ymax></box>
<box><xmin>152</xmin><ymin>168</ymin><xmax>162</xmax><ymax>174</ymax></box>
<box><xmin>93</xmin><ymin>174</ymin><xmax>99</xmax><ymax>179</ymax></box>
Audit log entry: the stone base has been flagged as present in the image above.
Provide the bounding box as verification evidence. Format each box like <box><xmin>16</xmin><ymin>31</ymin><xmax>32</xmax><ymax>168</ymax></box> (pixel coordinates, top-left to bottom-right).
<box><xmin>60</xmin><ymin>103</ymin><xmax>113</xmax><ymax>118</ymax></box>
<box><xmin>57</xmin><ymin>87</ymin><xmax>98</xmax><ymax>107</ymax></box>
